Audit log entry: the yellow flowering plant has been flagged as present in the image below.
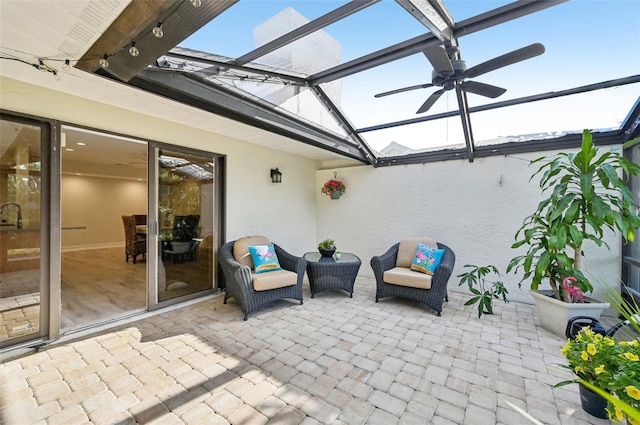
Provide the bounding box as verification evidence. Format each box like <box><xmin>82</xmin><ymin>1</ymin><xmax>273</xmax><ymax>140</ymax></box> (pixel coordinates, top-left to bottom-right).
<box><xmin>557</xmin><ymin>327</ymin><xmax>640</xmax><ymax>423</ymax></box>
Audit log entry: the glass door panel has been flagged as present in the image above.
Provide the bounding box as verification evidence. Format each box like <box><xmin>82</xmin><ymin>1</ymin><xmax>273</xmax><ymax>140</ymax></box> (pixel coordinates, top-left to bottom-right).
<box><xmin>157</xmin><ymin>148</ymin><xmax>215</xmax><ymax>302</ymax></box>
<box><xmin>60</xmin><ymin>127</ymin><xmax>147</xmax><ymax>331</ymax></box>
<box><xmin>0</xmin><ymin>118</ymin><xmax>44</xmax><ymax>346</ymax></box>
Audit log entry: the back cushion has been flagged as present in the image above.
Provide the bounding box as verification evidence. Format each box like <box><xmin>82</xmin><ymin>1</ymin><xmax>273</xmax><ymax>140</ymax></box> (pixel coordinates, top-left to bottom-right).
<box><xmin>396</xmin><ymin>237</ymin><xmax>438</xmax><ymax>268</ymax></box>
<box><xmin>234</xmin><ymin>236</ymin><xmax>270</xmax><ymax>269</ymax></box>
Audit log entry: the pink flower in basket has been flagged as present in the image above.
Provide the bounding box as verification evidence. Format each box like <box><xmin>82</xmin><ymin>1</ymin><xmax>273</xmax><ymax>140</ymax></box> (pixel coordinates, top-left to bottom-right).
<box><xmin>321</xmin><ymin>179</ymin><xmax>346</xmax><ymax>196</ymax></box>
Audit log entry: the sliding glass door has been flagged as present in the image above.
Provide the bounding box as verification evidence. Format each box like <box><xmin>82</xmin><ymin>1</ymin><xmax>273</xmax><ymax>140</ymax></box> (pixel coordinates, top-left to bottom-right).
<box><xmin>154</xmin><ymin>147</ymin><xmax>218</xmax><ymax>304</ymax></box>
<box><xmin>1</xmin><ymin>116</ymin><xmax>224</xmax><ymax>351</ymax></box>
<box><xmin>60</xmin><ymin>126</ymin><xmax>148</xmax><ymax>331</ymax></box>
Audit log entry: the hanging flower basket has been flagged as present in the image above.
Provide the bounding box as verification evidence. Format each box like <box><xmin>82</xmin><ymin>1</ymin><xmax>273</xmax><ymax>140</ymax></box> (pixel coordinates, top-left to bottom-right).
<box><xmin>321</xmin><ymin>179</ymin><xmax>346</xmax><ymax>199</ymax></box>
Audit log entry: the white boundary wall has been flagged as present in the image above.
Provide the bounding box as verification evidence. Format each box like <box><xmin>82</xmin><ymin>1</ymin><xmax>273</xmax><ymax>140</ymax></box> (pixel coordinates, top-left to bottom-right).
<box><xmin>315</xmin><ymin>153</ymin><xmax>622</xmax><ymax>304</ymax></box>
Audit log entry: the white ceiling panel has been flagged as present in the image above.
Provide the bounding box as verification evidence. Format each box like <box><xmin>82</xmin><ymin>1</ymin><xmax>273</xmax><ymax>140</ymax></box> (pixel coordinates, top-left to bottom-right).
<box><xmin>0</xmin><ymin>0</ymin><xmax>129</xmax><ymax>59</ymax></box>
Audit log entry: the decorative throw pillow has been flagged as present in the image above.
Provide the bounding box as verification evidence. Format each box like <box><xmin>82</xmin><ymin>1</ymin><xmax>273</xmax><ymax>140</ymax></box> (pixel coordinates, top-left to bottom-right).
<box><xmin>410</xmin><ymin>243</ymin><xmax>445</xmax><ymax>275</ymax></box>
<box><xmin>248</xmin><ymin>244</ymin><xmax>282</xmax><ymax>274</ymax></box>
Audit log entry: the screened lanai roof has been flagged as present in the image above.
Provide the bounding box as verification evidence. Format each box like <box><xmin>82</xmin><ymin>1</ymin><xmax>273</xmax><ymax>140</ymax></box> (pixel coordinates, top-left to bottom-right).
<box><xmin>22</xmin><ymin>0</ymin><xmax>640</xmax><ymax>165</ymax></box>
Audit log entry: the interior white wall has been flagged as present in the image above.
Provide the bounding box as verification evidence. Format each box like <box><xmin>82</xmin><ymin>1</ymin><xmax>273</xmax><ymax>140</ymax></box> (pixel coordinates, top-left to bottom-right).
<box><xmin>316</xmin><ymin>153</ymin><xmax>622</xmax><ymax>304</ymax></box>
<box><xmin>60</xmin><ymin>175</ymin><xmax>146</xmax><ymax>250</ymax></box>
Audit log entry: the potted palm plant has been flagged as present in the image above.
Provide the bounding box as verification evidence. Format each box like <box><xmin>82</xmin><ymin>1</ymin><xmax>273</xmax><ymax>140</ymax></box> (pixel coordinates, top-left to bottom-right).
<box><xmin>508</xmin><ymin>129</ymin><xmax>640</xmax><ymax>336</ymax></box>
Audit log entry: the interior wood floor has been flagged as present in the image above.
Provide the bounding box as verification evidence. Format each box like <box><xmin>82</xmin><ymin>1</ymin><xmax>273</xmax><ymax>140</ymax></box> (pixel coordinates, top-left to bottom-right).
<box><xmin>61</xmin><ymin>247</ymin><xmax>147</xmax><ymax>330</ymax></box>
<box><xmin>61</xmin><ymin>246</ymin><xmax>214</xmax><ymax>330</ymax></box>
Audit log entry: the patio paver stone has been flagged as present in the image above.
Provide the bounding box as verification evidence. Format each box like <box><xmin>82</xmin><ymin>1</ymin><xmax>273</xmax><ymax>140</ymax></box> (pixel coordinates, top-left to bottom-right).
<box><xmin>0</xmin><ymin>276</ymin><xmax>615</xmax><ymax>424</ymax></box>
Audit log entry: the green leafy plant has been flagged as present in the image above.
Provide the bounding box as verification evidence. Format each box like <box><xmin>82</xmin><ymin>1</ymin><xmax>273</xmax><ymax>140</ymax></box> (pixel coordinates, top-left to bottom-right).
<box><xmin>508</xmin><ymin>129</ymin><xmax>640</xmax><ymax>300</ymax></box>
<box><xmin>457</xmin><ymin>264</ymin><xmax>509</xmax><ymax>318</ymax></box>
<box><xmin>159</xmin><ymin>206</ymin><xmax>174</xmax><ymax>219</ymax></box>
<box><xmin>602</xmin><ymin>281</ymin><xmax>640</xmax><ymax>334</ymax></box>
<box><xmin>159</xmin><ymin>230</ymin><xmax>173</xmax><ymax>241</ymax></box>
<box><xmin>318</xmin><ymin>238</ymin><xmax>335</xmax><ymax>250</ymax></box>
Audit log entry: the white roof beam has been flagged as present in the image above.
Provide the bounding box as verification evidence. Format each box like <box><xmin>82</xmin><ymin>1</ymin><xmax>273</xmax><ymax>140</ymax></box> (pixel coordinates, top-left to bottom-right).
<box><xmin>395</xmin><ymin>0</ymin><xmax>454</xmax><ymax>42</ymax></box>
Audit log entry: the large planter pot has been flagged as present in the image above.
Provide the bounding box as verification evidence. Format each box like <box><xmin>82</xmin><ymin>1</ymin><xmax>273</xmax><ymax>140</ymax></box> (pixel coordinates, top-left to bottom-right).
<box><xmin>579</xmin><ymin>384</ymin><xmax>609</xmax><ymax>419</ymax></box>
<box><xmin>530</xmin><ymin>290</ymin><xmax>610</xmax><ymax>337</ymax></box>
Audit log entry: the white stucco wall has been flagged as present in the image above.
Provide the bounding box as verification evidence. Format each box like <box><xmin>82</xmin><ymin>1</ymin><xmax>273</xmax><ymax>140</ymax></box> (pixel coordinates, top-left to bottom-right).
<box><xmin>315</xmin><ymin>154</ymin><xmax>622</xmax><ymax>304</ymax></box>
<box><xmin>224</xmin><ymin>147</ymin><xmax>317</xmax><ymax>255</ymax></box>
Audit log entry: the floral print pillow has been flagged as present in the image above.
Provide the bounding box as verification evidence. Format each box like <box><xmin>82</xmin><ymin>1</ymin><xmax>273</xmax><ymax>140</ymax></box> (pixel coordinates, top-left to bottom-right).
<box><xmin>248</xmin><ymin>244</ymin><xmax>282</xmax><ymax>274</ymax></box>
<box><xmin>410</xmin><ymin>243</ymin><xmax>445</xmax><ymax>275</ymax></box>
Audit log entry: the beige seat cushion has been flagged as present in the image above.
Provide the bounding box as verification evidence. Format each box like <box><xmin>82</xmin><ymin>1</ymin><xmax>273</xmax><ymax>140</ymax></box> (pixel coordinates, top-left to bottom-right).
<box><xmin>253</xmin><ymin>269</ymin><xmax>297</xmax><ymax>291</ymax></box>
<box><xmin>396</xmin><ymin>237</ymin><xmax>438</xmax><ymax>268</ymax></box>
<box><xmin>383</xmin><ymin>267</ymin><xmax>433</xmax><ymax>289</ymax></box>
<box><xmin>234</xmin><ymin>235</ymin><xmax>270</xmax><ymax>268</ymax></box>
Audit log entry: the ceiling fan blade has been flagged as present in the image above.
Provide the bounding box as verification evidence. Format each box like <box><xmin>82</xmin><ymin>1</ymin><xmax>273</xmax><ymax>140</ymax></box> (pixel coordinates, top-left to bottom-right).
<box><xmin>460</xmin><ymin>80</ymin><xmax>506</xmax><ymax>98</ymax></box>
<box><xmin>463</xmin><ymin>43</ymin><xmax>545</xmax><ymax>79</ymax></box>
<box><xmin>416</xmin><ymin>89</ymin><xmax>445</xmax><ymax>114</ymax></box>
<box><xmin>374</xmin><ymin>83</ymin><xmax>434</xmax><ymax>98</ymax></box>
<box><xmin>423</xmin><ymin>47</ymin><xmax>454</xmax><ymax>75</ymax></box>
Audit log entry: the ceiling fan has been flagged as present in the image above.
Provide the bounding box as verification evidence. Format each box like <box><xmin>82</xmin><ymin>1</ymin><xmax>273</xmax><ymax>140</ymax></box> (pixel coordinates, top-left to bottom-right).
<box><xmin>374</xmin><ymin>40</ymin><xmax>545</xmax><ymax>159</ymax></box>
<box><xmin>375</xmin><ymin>41</ymin><xmax>545</xmax><ymax>113</ymax></box>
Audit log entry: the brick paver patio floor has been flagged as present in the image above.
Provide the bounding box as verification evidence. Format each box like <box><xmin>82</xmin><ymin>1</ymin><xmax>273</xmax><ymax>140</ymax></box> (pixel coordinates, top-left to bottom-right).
<box><xmin>0</xmin><ymin>277</ymin><xmax>612</xmax><ymax>424</ymax></box>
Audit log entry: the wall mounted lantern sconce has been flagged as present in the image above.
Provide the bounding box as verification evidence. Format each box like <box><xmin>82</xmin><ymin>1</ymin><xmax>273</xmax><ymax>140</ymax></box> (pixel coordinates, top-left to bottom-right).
<box><xmin>270</xmin><ymin>168</ymin><xmax>282</xmax><ymax>183</ymax></box>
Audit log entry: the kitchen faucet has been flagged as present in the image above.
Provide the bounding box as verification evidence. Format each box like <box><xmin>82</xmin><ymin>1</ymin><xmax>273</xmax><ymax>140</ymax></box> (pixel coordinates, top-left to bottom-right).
<box><xmin>0</xmin><ymin>202</ymin><xmax>22</xmax><ymax>229</ymax></box>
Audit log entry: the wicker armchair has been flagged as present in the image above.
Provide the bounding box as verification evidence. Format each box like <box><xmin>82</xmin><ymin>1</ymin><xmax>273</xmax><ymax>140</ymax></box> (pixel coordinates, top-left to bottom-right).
<box><xmin>371</xmin><ymin>238</ymin><xmax>455</xmax><ymax>316</ymax></box>
<box><xmin>220</xmin><ymin>236</ymin><xmax>306</xmax><ymax>320</ymax></box>
<box><xmin>132</xmin><ymin>214</ymin><xmax>146</xmax><ymax>226</ymax></box>
<box><xmin>122</xmin><ymin>215</ymin><xmax>146</xmax><ymax>264</ymax></box>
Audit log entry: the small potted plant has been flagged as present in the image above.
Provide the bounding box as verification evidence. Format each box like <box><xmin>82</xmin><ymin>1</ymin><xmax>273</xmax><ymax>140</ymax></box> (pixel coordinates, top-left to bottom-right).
<box><xmin>321</xmin><ymin>175</ymin><xmax>346</xmax><ymax>200</ymax></box>
<box><xmin>318</xmin><ymin>238</ymin><xmax>336</xmax><ymax>257</ymax></box>
<box><xmin>457</xmin><ymin>264</ymin><xmax>509</xmax><ymax>318</ymax></box>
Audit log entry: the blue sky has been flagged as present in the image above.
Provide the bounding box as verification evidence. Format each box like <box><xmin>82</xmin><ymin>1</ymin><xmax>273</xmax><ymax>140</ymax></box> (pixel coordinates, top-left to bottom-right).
<box><xmin>181</xmin><ymin>1</ymin><xmax>640</xmax><ymax>151</ymax></box>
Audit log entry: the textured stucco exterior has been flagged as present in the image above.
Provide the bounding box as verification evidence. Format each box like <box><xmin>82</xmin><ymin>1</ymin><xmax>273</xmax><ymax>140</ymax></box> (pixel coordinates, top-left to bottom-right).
<box><xmin>315</xmin><ymin>154</ymin><xmax>622</xmax><ymax>304</ymax></box>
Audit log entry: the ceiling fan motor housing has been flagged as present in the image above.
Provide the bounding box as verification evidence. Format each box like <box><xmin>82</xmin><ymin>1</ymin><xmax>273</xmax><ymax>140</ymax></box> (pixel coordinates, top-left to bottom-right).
<box><xmin>432</xmin><ymin>59</ymin><xmax>467</xmax><ymax>89</ymax></box>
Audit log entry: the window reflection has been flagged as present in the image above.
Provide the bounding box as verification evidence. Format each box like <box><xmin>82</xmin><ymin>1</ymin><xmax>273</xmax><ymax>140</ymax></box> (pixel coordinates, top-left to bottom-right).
<box><xmin>0</xmin><ymin>118</ymin><xmax>42</xmax><ymax>345</ymax></box>
<box><xmin>158</xmin><ymin>150</ymin><xmax>215</xmax><ymax>302</ymax></box>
